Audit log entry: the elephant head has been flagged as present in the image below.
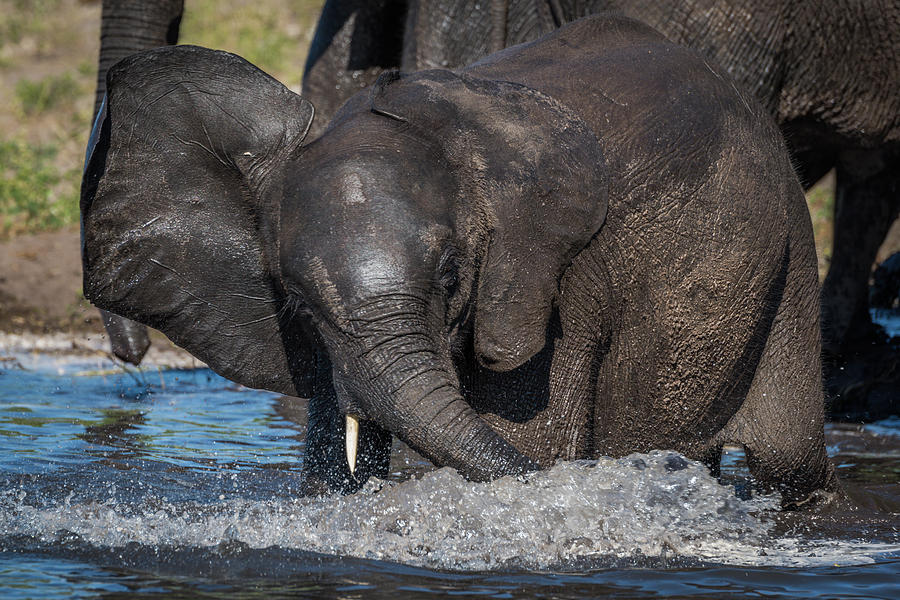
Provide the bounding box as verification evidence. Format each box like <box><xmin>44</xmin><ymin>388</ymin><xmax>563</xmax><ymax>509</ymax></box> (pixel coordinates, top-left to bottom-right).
<box><xmin>82</xmin><ymin>45</ymin><xmax>607</xmax><ymax>489</ymax></box>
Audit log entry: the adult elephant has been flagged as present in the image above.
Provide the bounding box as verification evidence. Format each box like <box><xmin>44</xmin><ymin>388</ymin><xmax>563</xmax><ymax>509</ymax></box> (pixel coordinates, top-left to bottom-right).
<box><xmin>304</xmin><ymin>0</ymin><xmax>900</xmax><ymax>360</ymax></box>
<box><xmin>81</xmin><ymin>15</ymin><xmax>835</xmax><ymax>504</ymax></box>
<box><xmin>86</xmin><ymin>0</ymin><xmax>185</xmax><ymax>364</ymax></box>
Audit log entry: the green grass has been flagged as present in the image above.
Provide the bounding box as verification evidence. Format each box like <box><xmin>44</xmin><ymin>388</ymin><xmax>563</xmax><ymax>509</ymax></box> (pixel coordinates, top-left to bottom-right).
<box><xmin>0</xmin><ymin>0</ymin><xmax>50</xmax><ymax>46</ymax></box>
<box><xmin>0</xmin><ymin>139</ymin><xmax>80</xmax><ymax>236</ymax></box>
<box><xmin>15</xmin><ymin>72</ymin><xmax>81</xmax><ymax>116</ymax></box>
<box><xmin>179</xmin><ymin>0</ymin><xmax>322</xmax><ymax>89</ymax></box>
<box><xmin>805</xmin><ymin>175</ymin><xmax>835</xmax><ymax>279</ymax></box>
<box><xmin>1</xmin><ymin>0</ymin><xmax>95</xmax><ymax>239</ymax></box>
<box><xmin>0</xmin><ymin>0</ymin><xmax>63</xmax><ymax>50</ymax></box>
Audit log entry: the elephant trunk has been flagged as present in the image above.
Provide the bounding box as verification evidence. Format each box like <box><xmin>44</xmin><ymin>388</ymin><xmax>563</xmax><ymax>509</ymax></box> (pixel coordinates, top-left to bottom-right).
<box><xmin>388</xmin><ymin>365</ymin><xmax>534</xmax><ymax>481</ymax></box>
<box><xmin>99</xmin><ymin>309</ymin><xmax>150</xmax><ymax>365</ymax></box>
<box><xmin>94</xmin><ymin>0</ymin><xmax>184</xmax><ymax>115</ymax></box>
<box><xmin>333</xmin><ymin>307</ymin><xmax>537</xmax><ymax>482</ymax></box>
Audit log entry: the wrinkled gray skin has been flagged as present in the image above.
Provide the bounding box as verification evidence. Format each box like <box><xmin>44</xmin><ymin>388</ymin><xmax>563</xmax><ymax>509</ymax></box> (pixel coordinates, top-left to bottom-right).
<box><xmin>86</xmin><ymin>0</ymin><xmax>185</xmax><ymax>364</ymax></box>
<box><xmin>304</xmin><ymin>0</ymin><xmax>900</xmax><ymax>359</ymax></box>
<box><xmin>81</xmin><ymin>15</ymin><xmax>835</xmax><ymax>504</ymax></box>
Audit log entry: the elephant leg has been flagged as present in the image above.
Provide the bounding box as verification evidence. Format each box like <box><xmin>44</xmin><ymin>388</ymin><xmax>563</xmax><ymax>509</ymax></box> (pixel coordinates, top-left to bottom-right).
<box><xmin>461</xmin><ymin>314</ymin><xmax>596</xmax><ymax>466</ymax></box>
<box><xmin>302</xmin><ymin>0</ymin><xmax>406</xmax><ymax>140</ymax></box>
<box><xmin>300</xmin><ymin>352</ymin><xmax>392</xmax><ymax>495</ymax></box>
<box><xmin>820</xmin><ymin>152</ymin><xmax>900</xmax><ymax>356</ymax></box>
<box><xmin>716</xmin><ymin>235</ymin><xmax>837</xmax><ymax>507</ymax></box>
<box><xmin>545</xmin><ymin>332</ymin><xmax>598</xmax><ymax>463</ymax></box>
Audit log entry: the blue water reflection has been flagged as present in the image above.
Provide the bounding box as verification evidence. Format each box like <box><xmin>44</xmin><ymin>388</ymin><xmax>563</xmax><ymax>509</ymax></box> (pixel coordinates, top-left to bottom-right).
<box><xmin>0</xmin><ymin>366</ymin><xmax>298</xmax><ymax>476</ymax></box>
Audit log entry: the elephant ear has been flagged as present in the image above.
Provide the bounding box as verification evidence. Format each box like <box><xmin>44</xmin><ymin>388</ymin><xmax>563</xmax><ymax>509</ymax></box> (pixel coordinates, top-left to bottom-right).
<box><xmin>81</xmin><ymin>45</ymin><xmax>316</xmax><ymax>396</ymax></box>
<box><xmin>370</xmin><ymin>70</ymin><xmax>608</xmax><ymax>371</ymax></box>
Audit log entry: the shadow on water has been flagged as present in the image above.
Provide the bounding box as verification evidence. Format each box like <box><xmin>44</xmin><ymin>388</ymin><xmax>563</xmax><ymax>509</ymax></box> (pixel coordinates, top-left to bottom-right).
<box><xmin>0</xmin><ymin>350</ymin><xmax>898</xmax><ymax>599</ymax></box>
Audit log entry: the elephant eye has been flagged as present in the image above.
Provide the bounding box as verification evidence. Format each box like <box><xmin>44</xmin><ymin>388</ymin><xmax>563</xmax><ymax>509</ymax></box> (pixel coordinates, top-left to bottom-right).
<box><xmin>282</xmin><ymin>290</ymin><xmax>313</xmax><ymax>320</ymax></box>
<box><xmin>438</xmin><ymin>246</ymin><xmax>460</xmax><ymax>297</ymax></box>
<box><xmin>441</xmin><ymin>271</ymin><xmax>459</xmax><ymax>297</ymax></box>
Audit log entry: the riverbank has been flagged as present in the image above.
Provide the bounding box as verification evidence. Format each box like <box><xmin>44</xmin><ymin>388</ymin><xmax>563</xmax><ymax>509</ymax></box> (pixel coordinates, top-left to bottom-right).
<box><xmin>0</xmin><ymin>226</ymin><xmax>199</xmax><ymax>369</ymax></box>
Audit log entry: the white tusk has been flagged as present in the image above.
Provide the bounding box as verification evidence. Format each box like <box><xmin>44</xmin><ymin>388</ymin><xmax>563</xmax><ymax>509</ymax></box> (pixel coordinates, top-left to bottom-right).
<box><xmin>345</xmin><ymin>414</ymin><xmax>360</xmax><ymax>474</ymax></box>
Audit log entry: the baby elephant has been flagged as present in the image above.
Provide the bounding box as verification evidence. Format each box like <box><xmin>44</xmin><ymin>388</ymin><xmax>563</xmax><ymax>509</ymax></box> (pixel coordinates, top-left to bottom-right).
<box><xmin>82</xmin><ymin>15</ymin><xmax>835</xmax><ymax>504</ymax></box>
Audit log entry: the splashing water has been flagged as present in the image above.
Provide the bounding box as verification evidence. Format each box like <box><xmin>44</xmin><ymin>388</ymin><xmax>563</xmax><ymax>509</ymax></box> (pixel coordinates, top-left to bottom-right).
<box><xmin>2</xmin><ymin>452</ymin><xmax>897</xmax><ymax>572</ymax></box>
<box><xmin>1</xmin><ymin>453</ymin><xmax>777</xmax><ymax>571</ymax></box>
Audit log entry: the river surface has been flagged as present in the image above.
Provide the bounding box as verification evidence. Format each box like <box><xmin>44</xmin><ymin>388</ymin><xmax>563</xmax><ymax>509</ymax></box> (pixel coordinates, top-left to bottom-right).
<box><xmin>0</xmin><ymin>345</ymin><xmax>898</xmax><ymax>599</ymax></box>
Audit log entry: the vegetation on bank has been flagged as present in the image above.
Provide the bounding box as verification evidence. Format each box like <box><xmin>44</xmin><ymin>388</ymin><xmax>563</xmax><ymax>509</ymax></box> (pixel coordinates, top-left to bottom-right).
<box><xmin>0</xmin><ymin>139</ymin><xmax>80</xmax><ymax>236</ymax></box>
<box><xmin>806</xmin><ymin>175</ymin><xmax>835</xmax><ymax>279</ymax></box>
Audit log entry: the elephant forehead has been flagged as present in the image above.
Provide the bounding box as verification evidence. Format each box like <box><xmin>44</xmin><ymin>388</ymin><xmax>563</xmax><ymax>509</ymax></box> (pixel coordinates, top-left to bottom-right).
<box><xmin>285</xmin><ymin>178</ymin><xmax>443</xmax><ymax>261</ymax></box>
<box><xmin>284</xmin><ymin>146</ymin><xmax>454</xmax><ymax>225</ymax></box>
<box><xmin>313</xmin><ymin>162</ymin><xmax>380</xmax><ymax>208</ymax></box>
<box><xmin>338</xmin><ymin>170</ymin><xmax>368</xmax><ymax>205</ymax></box>
<box><xmin>281</xmin><ymin>235</ymin><xmax>427</xmax><ymax>332</ymax></box>
<box><xmin>280</xmin><ymin>195</ymin><xmax>441</xmax><ymax>320</ymax></box>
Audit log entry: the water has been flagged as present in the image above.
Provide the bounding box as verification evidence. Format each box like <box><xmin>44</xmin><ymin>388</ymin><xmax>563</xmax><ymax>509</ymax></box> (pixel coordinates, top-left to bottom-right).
<box><xmin>871</xmin><ymin>308</ymin><xmax>900</xmax><ymax>339</ymax></box>
<box><xmin>1</xmin><ymin>348</ymin><xmax>898</xmax><ymax>598</ymax></box>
